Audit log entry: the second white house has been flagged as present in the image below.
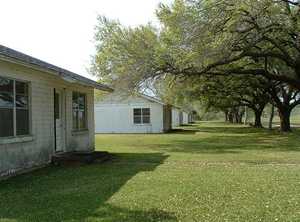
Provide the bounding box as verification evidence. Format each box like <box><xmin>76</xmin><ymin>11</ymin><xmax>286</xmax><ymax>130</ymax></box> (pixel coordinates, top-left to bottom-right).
<box><xmin>95</xmin><ymin>92</ymin><xmax>172</xmax><ymax>133</ymax></box>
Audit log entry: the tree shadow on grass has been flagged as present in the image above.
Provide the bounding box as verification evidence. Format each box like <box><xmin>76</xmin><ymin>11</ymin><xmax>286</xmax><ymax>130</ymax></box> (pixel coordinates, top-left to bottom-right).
<box><xmin>171</xmin><ymin>122</ymin><xmax>268</xmax><ymax>135</ymax></box>
<box><xmin>199</xmin><ymin>126</ymin><xmax>300</xmax><ymax>135</ymax></box>
<box><xmin>0</xmin><ymin>153</ymin><xmax>176</xmax><ymax>222</ymax></box>
<box><xmin>150</xmin><ymin>127</ymin><xmax>300</xmax><ymax>154</ymax></box>
<box><xmin>189</xmin><ymin>136</ymin><xmax>296</xmax><ymax>152</ymax></box>
<box><xmin>191</xmin><ymin>122</ymin><xmax>300</xmax><ymax>135</ymax></box>
<box><xmin>195</xmin><ymin>126</ymin><xmax>267</xmax><ymax>134</ymax></box>
<box><xmin>168</xmin><ymin>128</ymin><xmax>199</xmax><ymax>135</ymax></box>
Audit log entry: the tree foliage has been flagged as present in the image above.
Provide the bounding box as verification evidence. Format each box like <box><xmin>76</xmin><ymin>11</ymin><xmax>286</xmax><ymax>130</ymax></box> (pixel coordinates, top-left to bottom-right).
<box><xmin>91</xmin><ymin>16</ymin><xmax>162</xmax><ymax>91</ymax></box>
<box><xmin>91</xmin><ymin>0</ymin><xmax>300</xmax><ymax>88</ymax></box>
<box><xmin>90</xmin><ymin>0</ymin><xmax>300</xmax><ymax>131</ymax></box>
<box><xmin>157</xmin><ymin>0</ymin><xmax>300</xmax><ymax>88</ymax></box>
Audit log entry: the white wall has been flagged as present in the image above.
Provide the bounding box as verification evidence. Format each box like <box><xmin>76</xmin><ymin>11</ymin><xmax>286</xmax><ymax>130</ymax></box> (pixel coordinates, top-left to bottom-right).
<box><xmin>0</xmin><ymin>60</ymin><xmax>95</xmax><ymax>177</ymax></box>
<box><xmin>95</xmin><ymin>94</ymin><xmax>165</xmax><ymax>133</ymax></box>
<box><xmin>183</xmin><ymin>112</ymin><xmax>189</xmax><ymax>124</ymax></box>
<box><xmin>172</xmin><ymin>108</ymin><xmax>181</xmax><ymax>127</ymax></box>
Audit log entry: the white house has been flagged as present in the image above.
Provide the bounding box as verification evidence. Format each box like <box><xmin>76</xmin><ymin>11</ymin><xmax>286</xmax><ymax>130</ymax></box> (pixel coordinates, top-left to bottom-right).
<box><xmin>172</xmin><ymin>107</ymin><xmax>183</xmax><ymax>127</ymax></box>
<box><xmin>0</xmin><ymin>45</ymin><xmax>112</xmax><ymax>178</ymax></box>
<box><xmin>172</xmin><ymin>108</ymin><xmax>194</xmax><ymax>126</ymax></box>
<box><xmin>95</xmin><ymin>92</ymin><xmax>172</xmax><ymax>133</ymax></box>
<box><xmin>182</xmin><ymin>112</ymin><xmax>189</xmax><ymax>124</ymax></box>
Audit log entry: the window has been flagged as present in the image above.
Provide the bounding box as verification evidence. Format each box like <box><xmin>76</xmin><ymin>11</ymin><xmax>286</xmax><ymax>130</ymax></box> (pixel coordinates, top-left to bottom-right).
<box><xmin>133</xmin><ymin>108</ymin><xmax>150</xmax><ymax>124</ymax></box>
<box><xmin>0</xmin><ymin>77</ymin><xmax>30</xmax><ymax>138</ymax></box>
<box><xmin>72</xmin><ymin>92</ymin><xmax>87</xmax><ymax>130</ymax></box>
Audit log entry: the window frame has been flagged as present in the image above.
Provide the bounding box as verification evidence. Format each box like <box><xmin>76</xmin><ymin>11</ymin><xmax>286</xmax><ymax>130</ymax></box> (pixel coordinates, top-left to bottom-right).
<box><xmin>72</xmin><ymin>91</ymin><xmax>88</xmax><ymax>131</ymax></box>
<box><xmin>133</xmin><ymin>108</ymin><xmax>151</xmax><ymax>125</ymax></box>
<box><xmin>0</xmin><ymin>76</ymin><xmax>31</xmax><ymax>138</ymax></box>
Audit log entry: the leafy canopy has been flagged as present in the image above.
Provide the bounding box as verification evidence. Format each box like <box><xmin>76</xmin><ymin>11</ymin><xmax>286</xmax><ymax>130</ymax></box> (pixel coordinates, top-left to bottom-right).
<box><xmin>91</xmin><ymin>0</ymin><xmax>300</xmax><ymax>90</ymax></box>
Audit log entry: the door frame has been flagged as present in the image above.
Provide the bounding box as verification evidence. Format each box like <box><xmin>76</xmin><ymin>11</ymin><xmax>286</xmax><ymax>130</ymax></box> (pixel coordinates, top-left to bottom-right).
<box><xmin>54</xmin><ymin>88</ymin><xmax>66</xmax><ymax>153</ymax></box>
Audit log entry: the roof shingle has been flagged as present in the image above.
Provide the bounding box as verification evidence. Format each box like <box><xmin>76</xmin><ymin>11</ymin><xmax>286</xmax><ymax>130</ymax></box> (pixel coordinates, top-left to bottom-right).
<box><xmin>0</xmin><ymin>45</ymin><xmax>113</xmax><ymax>92</ymax></box>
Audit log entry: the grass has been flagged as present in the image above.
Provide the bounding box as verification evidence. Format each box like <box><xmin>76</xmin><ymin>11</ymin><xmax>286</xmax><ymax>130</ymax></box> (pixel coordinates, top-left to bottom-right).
<box><xmin>0</xmin><ymin>122</ymin><xmax>300</xmax><ymax>222</ymax></box>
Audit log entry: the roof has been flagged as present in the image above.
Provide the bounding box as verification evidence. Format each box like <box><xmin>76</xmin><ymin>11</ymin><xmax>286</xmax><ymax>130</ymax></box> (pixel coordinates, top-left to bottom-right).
<box><xmin>172</xmin><ymin>105</ymin><xmax>182</xmax><ymax>110</ymax></box>
<box><xmin>95</xmin><ymin>90</ymin><xmax>168</xmax><ymax>106</ymax></box>
<box><xmin>0</xmin><ymin>45</ymin><xmax>113</xmax><ymax>92</ymax></box>
<box><xmin>139</xmin><ymin>94</ymin><xmax>166</xmax><ymax>105</ymax></box>
<box><xmin>139</xmin><ymin>95</ymin><xmax>187</xmax><ymax>111</ymax></box>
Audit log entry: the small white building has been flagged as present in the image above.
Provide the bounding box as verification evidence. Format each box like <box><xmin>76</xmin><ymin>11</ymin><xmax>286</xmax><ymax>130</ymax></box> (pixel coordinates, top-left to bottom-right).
<box><xmin>182</xmin><ymin>112</ymin><xmax>189</xmax><ymax>125</ymax></box>
<box><xmin>172</xmin><ymin>108</ymin><xmax>192</xmax><ymax>126</ymax></box>
<box><xmin>0</xmin><ymin>45</ymin><xmax>112</xmax><ymax>178</ymax></box>
<box><xmin>172</xmin><ymin>107</ymin><xmax>183</xmax><ymax>127</ymax></box>
<box><xmin>95</xmin><ymin>92</ymin><xmax>172</xmax><ymax>133</ymax></box>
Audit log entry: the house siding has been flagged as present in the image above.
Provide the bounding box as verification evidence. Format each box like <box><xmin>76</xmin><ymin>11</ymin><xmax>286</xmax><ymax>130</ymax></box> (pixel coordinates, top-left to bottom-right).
<box><xmin>172</xmin><ymin>108</ymin><xmax>182</xmax><ymax>127</ymax></box>
<box><xmin>183</xmin><ymin>112</ymin><xmax>189</xmax><ymax>125</ymax></box>
<box><xmin>95</xmin><ymin>93</ymin><xmax>165</xmax><ymax>133</ymax></box>
<box><xmin>0</xmin><ymin>60</ymin><xmax>95</xmax><ymax>178</ymax></box>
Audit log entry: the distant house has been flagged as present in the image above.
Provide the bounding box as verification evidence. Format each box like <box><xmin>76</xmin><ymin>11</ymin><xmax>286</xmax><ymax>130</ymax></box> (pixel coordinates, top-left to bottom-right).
<box><xmin>188</xmin><ymin>111</ymin><xmax>197</xmax><ymax>123</ymax></box>
<box><xmin>172</xmin><ymin>107</ymin><xmax>182</xmax><ymax>127</ymax></box>
<box><xmin>0</xmin><ymin>45</ymin><xmax>112</xmax><ymax>178</ymax></box>
<box><xmin>182</xmin><ymin>111</ymin><xmax>189</xmax><ymax>125</ymax></box>
<box><xmin>172</xmin><ymin>108</ymin><xmax>193</xmax><ymax>126</ymax></box>
<box><xmin>95</xmin><ymin>92</ymin><xmax>172</xmax><ymax>133</ymax></box>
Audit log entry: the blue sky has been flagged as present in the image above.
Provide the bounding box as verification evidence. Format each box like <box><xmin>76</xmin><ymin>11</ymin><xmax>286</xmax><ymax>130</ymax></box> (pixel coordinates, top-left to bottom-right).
<box><xmin>0</xmin><ymin>0</ymin><xmax>172</xmax><ymax>80</ymax></box>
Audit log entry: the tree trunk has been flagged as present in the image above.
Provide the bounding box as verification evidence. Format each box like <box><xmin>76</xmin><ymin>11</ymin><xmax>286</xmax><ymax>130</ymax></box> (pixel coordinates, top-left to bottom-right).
<box><xmin>231</xmin><ymin>107</ymin><xmax>244</xmax><ymax>124</ymax></box>
<box><xmin>244</xmin><ymin>106</ymin><xmax>248</xmax><ymax>125</ymax></box>
<box><xmin>235</xmin><ymin>112</ymin><xmax>240</xmax><ymax>123</ymax></box>
<box><xmin>278</xmin><ymin>108</ymin><xmax>292</xmax><ymax>132</ymax></box>
<box><xmin>224</xmin><ymin>111</ymin><xmax>229</xmax><ymax>122</ymax></box>
<box><xmin>253</xmin><ymin>109</ymin><xmax>263</xmax><ymax>128</ymax></box>
<box><xmin>236</xmin><ymin>112</ymin><xmax>243</xmax><ymax>124</ymax></box>
<box><xmin>268</xmin><ymin>105</ymin><xmax>275</xmax><ymax>130</ymax></box>
<box><xmin>228</xmin><ymin>112</ymin><xmax>234</xmax><ymax>123</ymax></box>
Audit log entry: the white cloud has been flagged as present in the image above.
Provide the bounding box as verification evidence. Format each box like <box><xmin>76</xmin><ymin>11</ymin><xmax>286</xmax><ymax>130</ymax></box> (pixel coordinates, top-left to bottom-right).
<box><xmin>0</xmin><ymin>0</ymin><xmax>172</xmax><ymax>80</ymax></box>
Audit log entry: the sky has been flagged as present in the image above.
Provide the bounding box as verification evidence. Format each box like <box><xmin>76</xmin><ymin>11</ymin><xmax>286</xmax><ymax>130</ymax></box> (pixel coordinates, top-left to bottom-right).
<box><xmin>0</xmin><ymin>0</ymin><xmax>172</xmax><ymax>80</ymax></box>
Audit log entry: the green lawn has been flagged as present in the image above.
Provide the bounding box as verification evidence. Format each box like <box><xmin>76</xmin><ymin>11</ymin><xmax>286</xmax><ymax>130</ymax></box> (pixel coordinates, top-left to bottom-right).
<box><xmin>0</xmin><ymin>122</ymin><xmax>300</xmax><ymax>222</ymax></box>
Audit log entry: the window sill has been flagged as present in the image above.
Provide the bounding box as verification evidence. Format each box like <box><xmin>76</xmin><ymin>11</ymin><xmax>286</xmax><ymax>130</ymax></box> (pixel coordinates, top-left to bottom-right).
<box><xmin>72</xmin><ymin>130</ymin><xmax>89</xmax><ymax>136</ymax></box>
<box><xmin>0</xmin><ymin>135</ymin><xmax>34</xmax><ymax>145</ymax></box>
<box><xmin>133</xmin><ymin>124</ymin><xmax>152</xmax><ymax>126</ymax></box>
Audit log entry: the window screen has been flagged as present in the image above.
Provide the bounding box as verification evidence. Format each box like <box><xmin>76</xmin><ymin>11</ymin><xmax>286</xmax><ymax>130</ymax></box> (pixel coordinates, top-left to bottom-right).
<box><xmin>0</xmin><ymin>77</ymin><xmax>30</xmax><ymax>137</ymax></box>
<box><xmin>133</xmin><ymin>108</ymin><xmax>150</xmax><ymax>124</ymax></box>
<box><xmin>72</xmin><ymin>92</ymin><xmax>87</xmax><ymax>130</ymax></box>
